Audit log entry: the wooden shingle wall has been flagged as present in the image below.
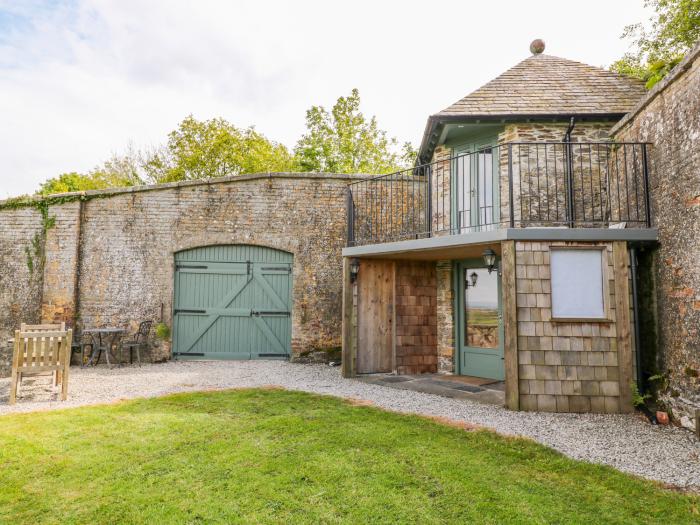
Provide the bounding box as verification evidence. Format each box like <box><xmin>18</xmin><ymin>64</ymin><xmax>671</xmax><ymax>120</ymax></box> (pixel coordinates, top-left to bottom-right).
<box><xmin>514</xmin><ymin>240</ymin><xmax>634</xmax><ymax>413</ymax></box>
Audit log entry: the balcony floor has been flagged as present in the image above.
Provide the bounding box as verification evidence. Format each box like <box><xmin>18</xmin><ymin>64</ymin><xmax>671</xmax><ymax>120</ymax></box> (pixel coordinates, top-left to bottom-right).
<box><xmin>343</xmin><ymin>227</ymin><xmax>658</xmax><ymax>260</ymax></box>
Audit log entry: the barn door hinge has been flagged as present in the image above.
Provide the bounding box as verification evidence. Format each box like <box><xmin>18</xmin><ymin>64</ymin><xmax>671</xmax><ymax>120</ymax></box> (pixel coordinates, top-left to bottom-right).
<box><xmin>173</xmin><ymin>352</ymin><xmax>205</xmax><ymax>356</ymax></box>
<box><xmin>174</xmin><ymin>309</ymin><xmax>207</xmax><ymax>314</ymax></box>
<box><xmin>176</xmin><ymin>264</ymin><xmax>208</xmax><ymax>270</ymax></box>
<box><xmin>260</xmin><ymin>266</ymin><xmax>292</xmax><ymax>273</ymax></box>
<box><xmin>251</xmin><ymin>310</ymin><xmax>290</xmax><ymax>317</ymax></box>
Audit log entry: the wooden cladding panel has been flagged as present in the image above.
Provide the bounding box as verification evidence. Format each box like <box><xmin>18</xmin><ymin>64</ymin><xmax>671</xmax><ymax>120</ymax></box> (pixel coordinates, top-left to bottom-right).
<box><xmin>356</xmin><ymin>260</ymin><xmax>395</xmax><ymax>374</ymax></box>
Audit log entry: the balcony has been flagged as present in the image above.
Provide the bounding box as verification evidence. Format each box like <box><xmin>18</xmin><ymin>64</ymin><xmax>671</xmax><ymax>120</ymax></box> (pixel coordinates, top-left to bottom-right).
<box><xmin>346</xmin><ymin>142</ymin><xmax>653</xmax><ymax>248</ymax></box>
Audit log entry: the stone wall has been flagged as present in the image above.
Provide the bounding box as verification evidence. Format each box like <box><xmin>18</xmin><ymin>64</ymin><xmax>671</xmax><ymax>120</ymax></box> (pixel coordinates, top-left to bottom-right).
<box><xmin>436</xmin><ymin>260</ymin><xmax>454</xmax><ymax>373</ymax></box>
<box><xmin>0</xmin><ymin>207</ymin><xmax>45</xmax><ymax>374</ymax></box>
<box><xmin>395</xmin><ymin>261</ymin><xmax>438</xmax><ymax>375</ymax></box>
<box><xmin>612</xmin><ymin>42</ymin><xmax>700</xmax><ymax>428</ymax></box>
<box><xmin>498</xmin><ymin>123</ymin><xmax>617</xmax><ymax>228</ymax></box>
<box><xmin>349</xmin><ymin>177</ymin><xmax>429</xmax><ymax>246</ymax></box>
<box><xmin>41</xmin><ymin>202</ymin><xmax>81</xmax><ymax>324</ymax></box>
<box><xmin>0</xmin><ymin>173</ymin><xmax>360</xmax><ymax>370</ymax></box>
<box><xmin>515</xmin><ymin>240</ymin><xmax>634</xmax><ymax>413</ymax></box>
<box><xmin>431</xmin><ymin>146</ymin><xmax>452</xmax><ymax>235</ymax></box>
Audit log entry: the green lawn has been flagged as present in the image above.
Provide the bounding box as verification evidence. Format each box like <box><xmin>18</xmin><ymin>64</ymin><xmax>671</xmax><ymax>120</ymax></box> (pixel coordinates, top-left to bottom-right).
<box><xmin>0</xmin><ymin>390</ymin><xmax>697</xmax><ymax>524</ymax></box>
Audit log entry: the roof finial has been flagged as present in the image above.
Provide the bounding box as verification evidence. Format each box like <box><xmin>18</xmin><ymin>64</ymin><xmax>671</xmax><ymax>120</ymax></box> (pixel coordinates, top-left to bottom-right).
<box><xmin>530</xmin><ymin>39</ymin><xmax>545</xmax><ymax>55</ymax></box>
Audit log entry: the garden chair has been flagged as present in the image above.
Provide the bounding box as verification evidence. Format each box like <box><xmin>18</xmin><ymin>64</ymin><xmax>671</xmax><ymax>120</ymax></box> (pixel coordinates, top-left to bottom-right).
<box><xmin>70</xmin><ymin>330</ymin><xmax>93</xmax><ymax>368</ymax></box>
<box><xmin>20</xmin><ymin>322</ymin><xmax>66</xmax><ymax>332</ymax></box>
<box><xmin>120</xmin><ymin>320</ymin><xmax>152</xmax><ymax>366</ymax></box>
<box><xmin>19</xmin><ymin>322</ymin><xmax>69</xmax><ymax>384</ymax></box>
<box><xmin>9</xmin><ymin>329</ymin><xmax>72</xmax><ymax>404</ymax></box>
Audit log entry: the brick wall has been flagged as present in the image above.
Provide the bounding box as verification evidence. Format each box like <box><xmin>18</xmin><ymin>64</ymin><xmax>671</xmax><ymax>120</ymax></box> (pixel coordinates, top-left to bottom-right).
<box><xmin>395</xmin><ymin>261</ymin><xmax>438</xmax><ymax>375</ymax></box>
<box><xmin>612</xmin><ymin>43</ymin><xmax>700</xmax><ymax>428</ymax></box>
<box><xmin>515</xmin><ymin>241</ymin><xmax>633</xmax><ymax>413</ymax></box>
<box><xmin>0</xmin><ymin>173</ymin><xmax>359</xmax><ymax>371</ymax></box>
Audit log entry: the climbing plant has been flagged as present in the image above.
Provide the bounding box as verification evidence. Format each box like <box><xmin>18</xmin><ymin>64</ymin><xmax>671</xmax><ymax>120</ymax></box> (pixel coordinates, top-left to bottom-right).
<box><xmin>24</xmin><ymin>201</ymin><xmax>56</xmax><ymax>281</ymax></box>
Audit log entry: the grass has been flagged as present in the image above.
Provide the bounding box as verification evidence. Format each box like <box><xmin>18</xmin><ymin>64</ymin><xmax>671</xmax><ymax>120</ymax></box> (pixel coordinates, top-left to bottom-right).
<box><xmin>467</xmin><ymin>308</ymin><xmax>499</xmax><ymax>326</ymax></box>
<box><xmin>0</xmin><ymin>389</ymin><xmax>697</xmax><ymax>524</ymax></box>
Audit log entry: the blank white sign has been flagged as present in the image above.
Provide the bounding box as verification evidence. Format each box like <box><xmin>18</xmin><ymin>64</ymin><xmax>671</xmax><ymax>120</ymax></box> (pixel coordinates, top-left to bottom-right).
<box><xmin>550</xmin><ymin>249</ymin><xmax>605</xmax><ymax>319</ymax></box>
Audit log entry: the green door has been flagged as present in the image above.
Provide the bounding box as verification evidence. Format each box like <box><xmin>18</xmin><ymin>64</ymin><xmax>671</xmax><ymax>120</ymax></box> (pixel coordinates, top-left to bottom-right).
<box><xmin>173</xmin><ymin>245</ymin><xmax>292</xmax><ymax>359</ymax></box>
<box><xmin>456</xmin><ymin>260</ymin><xmax>504</xmax><ymax>379</ymax></box>
<box><xmin>452</xmin><ymin>138</ymin><xmax>500</xmax><ymax>232</ymax></box>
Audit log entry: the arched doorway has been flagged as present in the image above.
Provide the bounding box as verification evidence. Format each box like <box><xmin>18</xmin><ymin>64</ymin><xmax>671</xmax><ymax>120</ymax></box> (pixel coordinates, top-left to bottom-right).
<box><xmin>173</xmin><ymin>245</ymin><xmax>293</xmax><ymax>359</ymax></box>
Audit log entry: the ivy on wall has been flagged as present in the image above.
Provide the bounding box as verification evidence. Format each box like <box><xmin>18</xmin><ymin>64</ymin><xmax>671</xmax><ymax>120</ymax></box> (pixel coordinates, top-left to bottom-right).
<box><xmin>24</xmin><ymin>201</ymin><xmax>57</xmax><ymax>280</ymax></box>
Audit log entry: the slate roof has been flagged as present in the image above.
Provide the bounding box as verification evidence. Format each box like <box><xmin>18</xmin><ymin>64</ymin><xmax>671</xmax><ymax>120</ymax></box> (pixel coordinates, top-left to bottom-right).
<box><xmin>437</xmin><ymin>53</ymin><xmax>646</xmax><ymax>117</ymax></box>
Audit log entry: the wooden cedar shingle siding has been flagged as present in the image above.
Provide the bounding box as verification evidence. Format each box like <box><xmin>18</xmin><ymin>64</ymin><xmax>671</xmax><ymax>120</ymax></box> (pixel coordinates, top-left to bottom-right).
<box><xmin>438</xmin><ymin>54</ymin><xmax>646</xmax><ymax>117</ymax></box>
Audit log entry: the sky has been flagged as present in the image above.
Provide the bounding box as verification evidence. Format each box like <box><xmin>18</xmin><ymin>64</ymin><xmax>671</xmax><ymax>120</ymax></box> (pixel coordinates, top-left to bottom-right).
<box><xmin>0</xmin><ymin>0</ymin><xmax>651</xmax><ymax>197</ymax></box>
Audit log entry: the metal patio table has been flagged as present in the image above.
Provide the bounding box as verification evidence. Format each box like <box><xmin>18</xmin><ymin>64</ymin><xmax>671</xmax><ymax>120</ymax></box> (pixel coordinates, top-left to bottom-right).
<box><xmin>82</xmin><ymin>327</ymin><xmax>125</xmax><ymax>368</ymax></box>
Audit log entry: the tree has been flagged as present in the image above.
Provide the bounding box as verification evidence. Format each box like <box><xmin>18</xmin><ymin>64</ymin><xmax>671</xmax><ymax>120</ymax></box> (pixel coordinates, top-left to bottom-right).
<box><xmin>36</xmin><ymin>99</ymin><xmax>417</xmax><ymax>195</ymax></box>
<box><xmin>145</xmin><ymin>116</ymin><xmax>297</xmax><ymax>183</ymax></box>
<box><xmin>37</xmin><ymin>150</ymin><xmax>144</xmax><ymax>195</ymax></box>
<box><xmin>294</xmin><ymin>89</ymin><xmax>415</xmax><ymax>174</ymax></box>
<box><xmin>38</xmin><ymin>172</ymin><xmax>106</xmax><ymax>195</ymax></box>
<box><xmin>611</xmin><ymin>0</ymin><xmax>700</xmax><ymax>88</ymax></box>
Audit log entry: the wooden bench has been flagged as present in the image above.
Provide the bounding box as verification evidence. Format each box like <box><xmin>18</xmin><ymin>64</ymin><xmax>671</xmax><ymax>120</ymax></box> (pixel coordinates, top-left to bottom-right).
<box><xmin>10</xmin><ymin>329</ymin><xmax>72</xmax><ymax>405</ymax></box>
<box><xmin>20</xmin><ymin>322</ymin><xmax>66</xmax><ymax>332</ymax></box>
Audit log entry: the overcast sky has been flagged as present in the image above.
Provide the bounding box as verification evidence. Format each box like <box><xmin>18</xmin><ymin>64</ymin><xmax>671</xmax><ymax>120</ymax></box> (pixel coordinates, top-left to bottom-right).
<box><xmin>0</xmin><ymin>0</ymin><xmax>650</xmax><ymax>197</ymax></box>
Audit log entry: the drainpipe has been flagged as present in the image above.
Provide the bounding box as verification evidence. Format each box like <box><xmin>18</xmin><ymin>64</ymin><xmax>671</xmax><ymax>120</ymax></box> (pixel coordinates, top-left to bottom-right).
<box><xmin>563</xmin><ymin>116</ymin><xmax>576</xmax><ymax>143</ymax></box>
<box><xmin>629</xmin><ymin>246</ymin><xmax>643</xmax><ymax>391</ymax></box>
<box><xmin>562</xmin><ymin>117</ymin><xmax>576</xmax><ymax>227</ymax></box>
<box><xmin>630</xmin><ymin>245</ymin><xmax>657</xmax><ymax>424</ymax></box>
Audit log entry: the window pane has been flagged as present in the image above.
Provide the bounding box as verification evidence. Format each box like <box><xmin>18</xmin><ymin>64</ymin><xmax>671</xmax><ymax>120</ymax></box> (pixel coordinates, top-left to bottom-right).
<box><xmin>465</xmin><ymin>268</ymin><xmax>499</xmax><ymax>348</ymax></box>
<box><xmin>550</xmin><ymin>249</ymin><xmax>605</xmax><ymax>318</ymax></box>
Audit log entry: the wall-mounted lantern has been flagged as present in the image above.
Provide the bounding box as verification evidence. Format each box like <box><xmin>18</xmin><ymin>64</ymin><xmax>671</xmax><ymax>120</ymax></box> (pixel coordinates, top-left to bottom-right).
<box><xmin>349</xmin><ymin>258</ymin><xmax>360</xmax><ymax>283</ymax></box>
<box><xmin>482</xmin><ymin>248</ymin><xmax>497</xmax><ymax>274</ymax></box>
<box><xmin>465</xmin><ymin>271</ymin><xmax>478</xmax><ymax>288</ymax></box>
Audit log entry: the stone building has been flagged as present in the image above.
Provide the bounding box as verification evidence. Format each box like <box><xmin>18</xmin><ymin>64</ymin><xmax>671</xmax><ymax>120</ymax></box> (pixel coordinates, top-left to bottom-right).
<box><xmin>342</xmin><ymin>44</ymin><xmax>658</xmax><ymax>414</ymax></box>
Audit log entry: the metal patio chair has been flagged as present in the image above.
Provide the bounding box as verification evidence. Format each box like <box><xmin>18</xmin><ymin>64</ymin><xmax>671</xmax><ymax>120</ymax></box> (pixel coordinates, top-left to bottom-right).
<box><xmin>120</xmin><ymin>320</ymin><xmax>152</xmax><ymax>366</ymax></box>
<box><xmin>70</xmin><ymin>330</ymin><xmax>93</xmax><ymax>367</ymax></box>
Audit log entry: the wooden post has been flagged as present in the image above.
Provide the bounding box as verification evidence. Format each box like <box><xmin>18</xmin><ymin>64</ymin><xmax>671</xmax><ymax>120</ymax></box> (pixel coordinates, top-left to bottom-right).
<box><xmin>613</xmin><ymin>241</ymin><xmax>634</xmax><ymax>413</ymax></box>
<box><xmin>502</xmin><ymin>241</ymin><xmax>519</xmax><ymax>410</ymax></box>
<box><xmin>9</xmin><ymin>331</ymin><xmax>20</xmax><ymax>405</ymax></box>
<box><xmin>391</xmin><ymin>261</ymin><xmax>397</xmax><ymax>374</ymax></box>
<box><xmin>341</xmin><ymin>257</ymin><xmax>355</xmax><ymax>378</ymax></box>
<box><xmin>61</xmin><ymin>330</ymin><xmax>72</xmax><ymax>401</ymax></box>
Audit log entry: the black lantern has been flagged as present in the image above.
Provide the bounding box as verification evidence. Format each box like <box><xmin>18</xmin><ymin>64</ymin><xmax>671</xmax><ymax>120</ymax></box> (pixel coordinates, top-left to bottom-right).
<box><xmin>466</xmin><ymin>271</ymin><xmax>478</xmax><ymax>288</ymax></box>
<box><xmin>349</xmin><ymin>258</ymin><xmax>360</xmax><ymax>283</ymax></box>
<box><xmin>482</xmin><ymin>248</ymin><xmax>497</xmax><ymax>274</ymax></box>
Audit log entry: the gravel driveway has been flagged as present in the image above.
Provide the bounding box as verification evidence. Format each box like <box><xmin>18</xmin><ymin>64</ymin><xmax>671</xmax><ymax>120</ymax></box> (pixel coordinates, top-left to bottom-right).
<box><xmin>1</xmin><ymin>360</ymin><xmax>698</xmax><ymax>489</ymax></box>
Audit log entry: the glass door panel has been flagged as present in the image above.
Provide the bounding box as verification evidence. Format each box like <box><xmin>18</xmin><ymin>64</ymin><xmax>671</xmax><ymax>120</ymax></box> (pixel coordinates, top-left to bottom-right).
<box><xmin>457</xmin><ymin>262</ymin><xmax>504</xmax><ymax>380</ymax></box>
<box><xmin>453</xmin><ymin>140</ymin><xmax>499</xmax><ymax>233</ymax></box>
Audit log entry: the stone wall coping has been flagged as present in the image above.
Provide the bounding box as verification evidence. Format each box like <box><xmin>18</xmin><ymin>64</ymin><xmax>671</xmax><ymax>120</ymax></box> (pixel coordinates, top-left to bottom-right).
<box><xmin>611</xmin><ymin>40</ymin><xmax>700</xmax><ymax>135</ymax></box>
<box><xmin>0</xmin><ymin>172</ymin><xmax>373</xmax><ymax>208</ymax></box>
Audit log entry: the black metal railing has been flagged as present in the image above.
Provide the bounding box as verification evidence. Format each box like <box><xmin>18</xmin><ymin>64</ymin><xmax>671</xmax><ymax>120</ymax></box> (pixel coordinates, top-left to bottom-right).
<box><xmin>346</xmin><ymin>141</ymin><xmax>652</xmax><ymax>246</ymax></box>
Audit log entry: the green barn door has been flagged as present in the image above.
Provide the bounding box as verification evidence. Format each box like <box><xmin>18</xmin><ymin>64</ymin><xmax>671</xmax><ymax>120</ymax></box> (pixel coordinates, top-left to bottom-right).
<box><xmin>173</xmin><ymin>245</ymin><xmax>293</xmax><ymax>359</ymax></box>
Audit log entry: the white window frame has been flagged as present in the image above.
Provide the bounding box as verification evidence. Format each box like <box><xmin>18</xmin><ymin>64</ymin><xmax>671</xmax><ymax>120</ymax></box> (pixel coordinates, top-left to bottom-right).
<box><xmin>549</xmin><ymin>246</ymin><xmax>610</xmax><ymax>322</ymax></box>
